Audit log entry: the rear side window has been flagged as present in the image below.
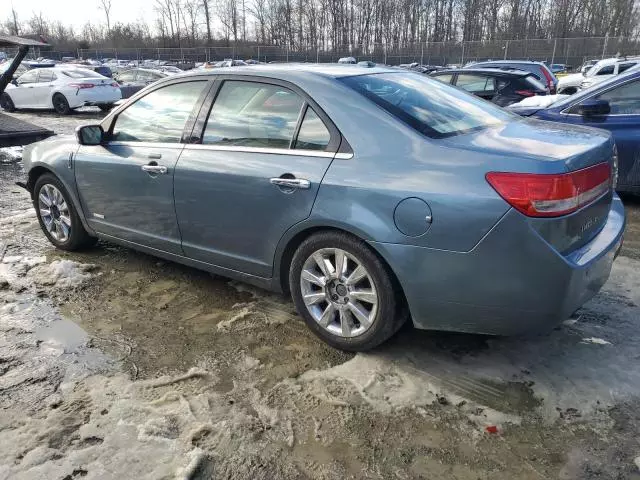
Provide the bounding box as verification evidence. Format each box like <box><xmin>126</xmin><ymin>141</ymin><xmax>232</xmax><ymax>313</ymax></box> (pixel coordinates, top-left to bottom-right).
<box><xmin>456</xmin><ymin>74</ymin><xmax>495</xmax><ymax>93</ymax></box>
<box><xmin>524</xmin><ymin>75</ymin><xmax>547</xmax><ymax>90</ymax></box>
<box><xmin>617</xmin><ymin>63</ymin><xmax>636</xmax><ymax>74</ymax></box>
<box><xmin>431</xmin><ymin>73</ymin><xmax>453</xmax><ymax>84</ymax></box>
<box><xmin>112</xmin><ymin>81</ymin><xmax>207</xmax><ymax>143</ymax></box>
<box><xmin>38</xmin><ymin>70</ymin><xmax>55</xmax><ymax>82</ymax></box>
<box><xmin>340</xmin><ymin>72</ymin><xmax>513</xmax><ymax>138</ymax></box>
<box><xmin>116</xmin><ymin>70</ymin><xmax>136</xmax><ymax>82</ymax></box>
<box><xmin>203</xmin><ymin>81</ymin><xmax>304</xmax><ymax>148</ymax></box>
<box><xmin>294</xmin><ymin>107</ymin><xmax>331</xmax><ymax>151</ymax></box>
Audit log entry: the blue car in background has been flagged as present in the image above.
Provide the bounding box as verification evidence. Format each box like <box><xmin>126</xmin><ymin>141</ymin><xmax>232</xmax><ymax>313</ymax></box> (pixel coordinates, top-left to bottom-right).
<box><xmin>512</xmin><ymin>69</ymin><xmax>640</xmax><ymax>194</ymax></box>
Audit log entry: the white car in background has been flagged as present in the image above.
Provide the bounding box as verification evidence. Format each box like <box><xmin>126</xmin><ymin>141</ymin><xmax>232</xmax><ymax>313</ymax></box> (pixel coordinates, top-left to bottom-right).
<box><xmin>557</xmin><ymin>57</ymin><xmax>640</xmax><ymax>94</ymax></box>
<box><xmin>0</xmin><ymin>67</ymin><xmax>121</xmax><ymax>115</ymax></box>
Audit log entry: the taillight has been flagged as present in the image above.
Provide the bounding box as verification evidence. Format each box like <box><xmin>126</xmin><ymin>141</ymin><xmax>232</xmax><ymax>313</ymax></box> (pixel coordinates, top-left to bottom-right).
<box><xmin>541</xmin><ymin>68</ymin><xmax>555</xmax><ymax>92</ymax></box>
<box><xmin>486</xmin><ymin>163</ymin><xmax>611</xmax><ymax>217</ymax></box>
<box><xmin>69</xmin><ymin>83</ymin><xmax>94</xmax><ymax>89</ymax></box>
<box><xmin>515</xmin><ymin>90</ymin><xmax>535</xmax><ymax>97</ymax></box>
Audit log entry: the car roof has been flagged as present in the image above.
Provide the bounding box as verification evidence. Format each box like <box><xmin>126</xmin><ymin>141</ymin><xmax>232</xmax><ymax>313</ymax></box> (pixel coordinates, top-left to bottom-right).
<box><xmin>433</xmin><ymin>67</ymin><xmax>531</xmax><ymax>77</ymax></box>
<box><xmin>471</xmin><ymin>60</ymin><xmax>546</xmax><ymax>66</ymax></box>
<box><xmin>181</xmin><ymin>63</ymin><xmax>400</xmax><ymax>80</ymax></box>
<box><xmin>593</xmin><ymin>56</ymin><xmax>640</xmax><ymax>67</ymax></box>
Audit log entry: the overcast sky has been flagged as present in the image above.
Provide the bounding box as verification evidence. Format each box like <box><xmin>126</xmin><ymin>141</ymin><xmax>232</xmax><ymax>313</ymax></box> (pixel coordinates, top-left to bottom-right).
<box><xmin>2</xmin><ymin>0</ymin><xmax>154</xmax><ymax>31</ymax></box>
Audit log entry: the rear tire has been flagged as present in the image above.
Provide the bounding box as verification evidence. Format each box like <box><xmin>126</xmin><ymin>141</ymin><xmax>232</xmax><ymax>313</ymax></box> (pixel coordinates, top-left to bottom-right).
<box><xmin>52</xmin><ymin>93</ymin><xmax>71</xmax><ymax>115</ymax></box>
<box><xmin>99</xmin><ymin>104</ymin><xmax>113</xmax><ymax>112</ymax></box>
<box><xmin>289</xmin><ymin>231</ymin><xmax>406</xmax><ymax>351</ymax></box>
<box><xmin>0</xmin><ymin>93</ymin><xmax>16</xmax><ymax>112</ymax></box>
<box><xmin>33</xmin><ymin>173</ymin><xmax>97</xmax><ymax>251</ymax></box>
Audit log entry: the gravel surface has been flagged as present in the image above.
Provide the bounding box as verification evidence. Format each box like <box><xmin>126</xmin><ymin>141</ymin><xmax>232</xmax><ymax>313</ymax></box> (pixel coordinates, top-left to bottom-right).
<box><xmin>1</xmin><ymin>110</ymin><xmax>640</xmax><ymax>479</ymax></box>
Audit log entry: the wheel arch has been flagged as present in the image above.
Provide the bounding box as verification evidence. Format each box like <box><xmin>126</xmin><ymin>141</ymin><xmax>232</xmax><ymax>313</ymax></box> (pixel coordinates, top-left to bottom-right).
<box><xmin>27</xmin><ymin>165</ymin><xmax>96</xmax><ymax>236</ymax></box>
<box><xmin>275</xmin><ymin>223</ymin><xmax>408</xmax><ymax>314</ymax></box>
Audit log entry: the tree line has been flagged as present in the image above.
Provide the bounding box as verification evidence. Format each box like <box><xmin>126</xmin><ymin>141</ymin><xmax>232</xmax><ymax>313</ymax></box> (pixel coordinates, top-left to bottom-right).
<box><xmin>1</xmin><ymin>0</ymin><xmax>638</xmax><ymax>52</ymax></box>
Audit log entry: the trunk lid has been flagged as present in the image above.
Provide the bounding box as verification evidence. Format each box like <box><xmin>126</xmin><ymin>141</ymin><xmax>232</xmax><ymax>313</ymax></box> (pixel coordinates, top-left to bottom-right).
<box><xmin>444</xmin><ymin>119</ymin><xmax>616</xmax><ymax>254</ymax></box>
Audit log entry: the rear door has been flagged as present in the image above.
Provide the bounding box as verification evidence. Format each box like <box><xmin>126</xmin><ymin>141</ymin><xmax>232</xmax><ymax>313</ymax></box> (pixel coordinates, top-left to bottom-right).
<box><xmin>174</xmin><ymin>77</ymin><xmax>341</xmax><ymax>277</ymax></box>
<box><xmin>31</xmin><ymin>69</ymin><xmax>56</xmax><ymax>106</ymax></box>
<box><xmin>74</xmin><ymin>79</ymin><xmax>211</xmax><ymax>253</ymax></box>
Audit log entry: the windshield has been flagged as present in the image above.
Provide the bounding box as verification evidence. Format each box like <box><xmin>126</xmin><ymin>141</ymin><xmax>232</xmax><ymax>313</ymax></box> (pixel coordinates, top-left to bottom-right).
<box><xmin>60</xmin><ymin>69</ymin><xmax>104</xmax><ymax>78</ymax></box>
<box><xmin>340</xmin><ymin>72</ymin><xmax>514</xmax><ymax>138</ymax></box>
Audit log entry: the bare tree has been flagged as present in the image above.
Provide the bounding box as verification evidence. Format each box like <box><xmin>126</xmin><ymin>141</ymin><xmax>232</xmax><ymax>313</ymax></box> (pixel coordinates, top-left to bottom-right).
<box><xmin>99</xmin><ymin>0</ymin><xmax>113</xmax><ymax>34</ymax></box>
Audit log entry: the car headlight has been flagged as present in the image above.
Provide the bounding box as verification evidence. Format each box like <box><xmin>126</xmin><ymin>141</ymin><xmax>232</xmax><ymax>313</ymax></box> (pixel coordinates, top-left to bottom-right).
<box><xmin>612</xmin><ymin>145</ymin><xmax>619</xmax><ymax>189</ymax></box>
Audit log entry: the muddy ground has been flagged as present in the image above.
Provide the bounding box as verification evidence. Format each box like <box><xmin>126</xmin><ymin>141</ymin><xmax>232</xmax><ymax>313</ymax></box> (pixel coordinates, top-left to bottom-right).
<box><xmin>1</xmin><ymin>109</ymin><xmax>640</xmax><ymax>479</ymax></box>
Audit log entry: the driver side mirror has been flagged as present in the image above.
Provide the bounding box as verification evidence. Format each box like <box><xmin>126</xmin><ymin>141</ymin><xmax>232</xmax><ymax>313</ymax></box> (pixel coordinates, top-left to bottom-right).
<box><xmin>578</xmin><ymin>99</ymin><xmax>610</xmax><ymax>117</ymax></box>
<box><xmin>76</xmin><ymin>125</ymin><xmax>104</xmax><ymax>146</ymax></box>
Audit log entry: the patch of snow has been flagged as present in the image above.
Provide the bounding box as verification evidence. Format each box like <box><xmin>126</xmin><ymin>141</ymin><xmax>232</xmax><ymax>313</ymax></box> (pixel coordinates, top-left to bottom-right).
<box><xmin>581</xmin><ymin>337</ymin><xmax>612</xmax><ymax>345</ymax></box>
<box><xmin>28</xmin><ymin>260</ymin><xmax>97</xmax><ymax>288</ymax></box>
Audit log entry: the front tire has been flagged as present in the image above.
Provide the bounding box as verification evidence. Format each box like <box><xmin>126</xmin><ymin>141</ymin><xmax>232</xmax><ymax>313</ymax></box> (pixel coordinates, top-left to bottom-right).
<box><xmin>289</xmin><ymin>231</ymin><xmax>405</xmax><ymax>351</ymax></box>
<box><xmin>0</xmin><ymin>93</ymin><xmax>16</xmax><ymax>112</ymax></box>
<box><xmin>33</xmin><ymin>174</ymin><xmax>97</xmax><ymax>251</ymax></box>
<box><xmin>52</xmin><ymin>93</ymin><xmax>71</xmax><ymax>115</ymax></box>
<box><xmin>99</xmin><ymin>104</ymin><xmax>114</xmax><ymax>112</ymax></box>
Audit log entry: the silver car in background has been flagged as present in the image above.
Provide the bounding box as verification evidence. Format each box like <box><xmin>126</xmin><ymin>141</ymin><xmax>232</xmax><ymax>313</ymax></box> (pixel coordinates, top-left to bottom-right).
<box><xmin>20</xmin><ymin>65</ymin><xmax>624</xmax><ymax>350</ymax></box>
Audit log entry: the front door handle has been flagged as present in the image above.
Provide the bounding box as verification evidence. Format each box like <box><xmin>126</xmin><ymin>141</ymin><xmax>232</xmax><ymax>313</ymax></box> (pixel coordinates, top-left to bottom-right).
<box><xmin>270</xmin><ymin>177</ymin><xmax>311</xmax><ymax>189</ymax></box>
<box><xmin>141</xmin><ymin>164</ymin><xmax>168</xmax><ymax>174</ymax></box>
<box><xmin>147</xmin><ymin>153</ymin><xmax>162</xmax><ymax>159</ymax></box>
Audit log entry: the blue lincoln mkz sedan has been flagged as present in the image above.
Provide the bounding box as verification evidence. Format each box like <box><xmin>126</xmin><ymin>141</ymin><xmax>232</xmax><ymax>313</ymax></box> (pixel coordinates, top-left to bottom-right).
<box><xmin>19</xmin><ymin>65</ymin><xmax>625</xmax><ymax>351</ymax></box>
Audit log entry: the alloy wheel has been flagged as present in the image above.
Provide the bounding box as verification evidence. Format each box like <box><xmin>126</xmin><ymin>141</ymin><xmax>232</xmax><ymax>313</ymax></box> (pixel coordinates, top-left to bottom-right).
<box><xmin>300</xmin><ymin>248</ymin><xmax>378</xmax><ymax>338</ymax></box>
<box><xmin>38</xmin><ymin>184</ymin><xmax>71</xmax><ymax>242</ymax></box>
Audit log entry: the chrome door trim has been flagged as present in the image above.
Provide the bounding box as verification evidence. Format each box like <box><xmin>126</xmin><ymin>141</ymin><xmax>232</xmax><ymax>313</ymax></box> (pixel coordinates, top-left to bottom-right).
<box><xmin>108</xmin><ymin>141</ymin><xmax>184</xmax><ymax>149</ymax></box>
<box><xmin>183</xmin><ymin>143</ymin><xmax>353</xmax><ymax>159</ymax></box>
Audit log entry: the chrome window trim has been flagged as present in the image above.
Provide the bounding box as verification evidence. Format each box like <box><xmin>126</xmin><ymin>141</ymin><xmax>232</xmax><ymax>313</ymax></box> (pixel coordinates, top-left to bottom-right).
<box><xmin>183</xmin><ymin>143</ymin><xmax>352</xmax><ymax>159</ymax></box>
<box><xmin>560</xmin><ymin>76</ymin><xmax>640</xmax><ymax>116</ymax></box>
<box><xmin>105</xmin><ymin>142</ymin><xmax>354</xmax><ymax>159</ymax></box>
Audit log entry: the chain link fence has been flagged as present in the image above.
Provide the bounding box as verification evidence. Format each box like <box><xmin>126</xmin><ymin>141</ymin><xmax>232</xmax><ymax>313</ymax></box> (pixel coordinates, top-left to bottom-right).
<box><xmin>36</xmin><ymin>36</ymin><xmax>640</xmax><ymax>69</ymax></box>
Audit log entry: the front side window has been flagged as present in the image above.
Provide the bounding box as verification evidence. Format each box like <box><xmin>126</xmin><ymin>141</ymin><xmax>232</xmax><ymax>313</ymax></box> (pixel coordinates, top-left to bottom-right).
<box><xmin>595</xmin><ymin>79</ymin><xmax>640</xmax><ymax>114</ymax></box>
<box><xmin>112</xmin><ymin>81</ymin><xmax>207</xmax><ymax>143</ymax></box>
<box><xmin>17</xmin><ymin>70</ymin><xmax>38</xmax><ymax>84</ymax></box>
<box><xmin>203</xmin><ymin>81</ymin><xmax>304</xmax><ymax>148</ymax></box>
<box><xmin>340</xmin><ymin>72</ymin><xmax>513</xmax><ymax>138</ymax></box>
<box><xmin>294</xmin><ymin>107</ymin><xmax>331</xmax><ymax>151</ymax></box>
<box><xmin>596</xmin><ymin>65</ymin><xmax>615</xmax><ymax>76</ymax></box>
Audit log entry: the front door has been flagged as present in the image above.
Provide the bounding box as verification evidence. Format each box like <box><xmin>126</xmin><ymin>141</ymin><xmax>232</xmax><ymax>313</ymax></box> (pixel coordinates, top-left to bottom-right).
<box><xmin>174</xmin><ymin>79</ymin><xmax>340</xmax><ymax>277</ymax></box>
<box><xmin>563</xmin><ymin>77</ymin><xmax>640</xmax><ymax>190</ymax></box>
<box><xmin>9</xmin><ymin>69</ymin><xmax>39</xmax><ymax>108</ymax></box>
<box><xmin>74</xmin><ymin>79</ymin><xmax>211</xmax><ymax>254</ymax></box>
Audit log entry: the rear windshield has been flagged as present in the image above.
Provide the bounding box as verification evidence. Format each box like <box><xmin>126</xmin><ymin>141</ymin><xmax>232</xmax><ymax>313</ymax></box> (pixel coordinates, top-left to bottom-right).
<box><xmin>340</xmin><ymin>72</ymin><xmax>514</xmax><ymax>138</ymax></box>
<box><xmin>60</xmin><ymin>69</ymin><xmax>103</xmax><ymax>78</ymax></box>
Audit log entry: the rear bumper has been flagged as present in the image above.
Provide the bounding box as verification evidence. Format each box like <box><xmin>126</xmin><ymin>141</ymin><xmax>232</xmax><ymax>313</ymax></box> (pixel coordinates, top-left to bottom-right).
<box><xmin>370</xmin><ymin>196</ymin><xmax>625</xmax><ymax>335</ymax></box>
<box><xmin>67</xmin><ymin>88</ymin><xmax>121</xmax><ymax>108</ymax></box>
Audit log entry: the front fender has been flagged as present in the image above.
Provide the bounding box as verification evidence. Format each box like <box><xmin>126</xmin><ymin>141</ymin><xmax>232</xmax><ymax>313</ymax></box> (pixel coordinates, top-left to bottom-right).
<box><xmin>23</xmin><ymin>137</ymin><xmax>96</xmax><ymax>236</ymax></box>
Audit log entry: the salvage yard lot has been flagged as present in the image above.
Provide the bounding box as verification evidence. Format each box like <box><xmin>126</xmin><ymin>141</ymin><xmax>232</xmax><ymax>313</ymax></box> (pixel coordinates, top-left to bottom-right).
<box><xmin>1</xmin><ymin>109</ymin><xmax>640</xmax><ymax>479</ymax></box>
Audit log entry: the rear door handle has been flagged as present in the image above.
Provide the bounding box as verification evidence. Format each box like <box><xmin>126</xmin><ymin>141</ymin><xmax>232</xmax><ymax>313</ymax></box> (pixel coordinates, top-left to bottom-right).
<box><xmin>269</xmin><ymin>178</ymin><xmax>311</xmax><ymax>189</ymax></box>
<box><xmin>141</xmin><ymin>164</ymin><xmax>168</xmax><ymax>174</ymax></box>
